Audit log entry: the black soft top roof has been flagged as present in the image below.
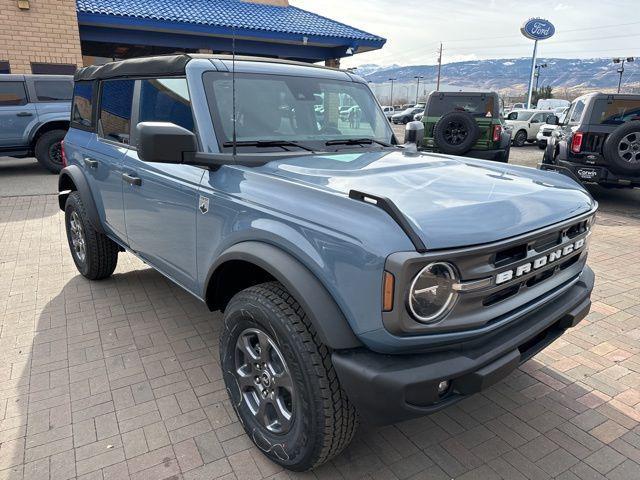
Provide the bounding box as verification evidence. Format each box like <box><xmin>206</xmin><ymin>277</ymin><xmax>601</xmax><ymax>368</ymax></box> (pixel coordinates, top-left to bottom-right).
<box><xmin>74</xmin><ymin>54</ymin><xmax>338</xmax><ymax>82</ymax></box>
<box><xmin>75</xmin><ymin>54</ymin><xmax>192</xmax><ymax>81</ymax></box>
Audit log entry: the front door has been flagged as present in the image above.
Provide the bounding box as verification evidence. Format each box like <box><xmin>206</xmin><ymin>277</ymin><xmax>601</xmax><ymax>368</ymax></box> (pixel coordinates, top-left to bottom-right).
<box><xmin>0</xmin><ymin>80</ymin><xmax>37</xmax><ymax>148</ymax></box>
<box><xmin>84</xmin><ymin>79</ymin><xmax>136</xmax><ymax>238</ymax></box>
<box><xmin>122</xmin><ymin>78</ymin><xmax>201</xmax><ymax>292</ymax></box>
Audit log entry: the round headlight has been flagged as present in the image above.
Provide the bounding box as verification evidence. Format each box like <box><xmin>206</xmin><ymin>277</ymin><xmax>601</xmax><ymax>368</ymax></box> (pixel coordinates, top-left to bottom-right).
<box><xmin>408</xmin><ymin>262</ymin><xmax>458</xmax><ymax>323</ymax></box>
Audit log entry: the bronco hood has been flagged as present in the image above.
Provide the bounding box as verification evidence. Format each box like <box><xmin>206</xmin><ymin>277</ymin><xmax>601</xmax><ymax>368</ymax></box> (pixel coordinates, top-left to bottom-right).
<box><xmin>258</xmin><ymin>150</ymin><xmax>596</xmax><ymax>250</ymax></box>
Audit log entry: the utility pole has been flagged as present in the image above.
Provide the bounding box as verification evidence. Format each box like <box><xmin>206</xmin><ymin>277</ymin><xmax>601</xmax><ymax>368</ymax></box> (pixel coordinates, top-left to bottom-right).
<box><xmin>613</xmin><ymin>57</ymin><xmax>635</xmax><ymax>93</ymax></box>
<box><xmin>414</xmin><ymin>75</ymin><xmax>424</xmax><ymax>104</ymax></box>
<box><xmin>436</xmin><ymin>43</ymin><xmax>443</xmax><ymax>91</ymax></box>
<box><xmin>388</xmin><ymin>78</ymin><xmax>396</xmax><ymax>107</ymax></box>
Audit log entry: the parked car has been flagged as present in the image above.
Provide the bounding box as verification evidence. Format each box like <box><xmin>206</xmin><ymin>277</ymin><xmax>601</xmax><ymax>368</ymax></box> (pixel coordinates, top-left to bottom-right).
<box><xmin>536</xmin><ymin>107</ymin><xmax>569</xmax><ymax>149</ymax></box>
<box><xmin>541</xmin><ymin>92</ymin><xmax>640</xmax><ymax>188</ymax></box>
<box><xmin>413</xmin><ymin>110</ymin><xmax>424</xmax><ymax>121</ymax></box>
<box><xmin>506</xmin><ymin>109</ymin><xmax>552</xmax><ymax>147</ymax></box>
<box><xmin>0</xmin><ymin>74</ymin><xmax>73</xmax><ymax>173</ymax></box>
<box><xmin>421</xmin><ymin>91</ymin><xmax>511</xmax><ymax>162</ymax></box>
<box><xmin>391</xmin><ymin>106</ymin><xmax>423</xmax><ymax>124</ymax></box>
<box><xmin>60</xmin><ymin>54</ymin><xmax>596</xmax><ymax>471</ymax></box>
<box><xmin>381</xmin><ymin>105</ymin><xmax>395</xmax><ymax>120</ymax></box>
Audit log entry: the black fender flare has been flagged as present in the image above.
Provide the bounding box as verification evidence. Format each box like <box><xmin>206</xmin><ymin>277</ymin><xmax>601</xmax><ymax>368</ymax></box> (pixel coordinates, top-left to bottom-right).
<box><xmin>207</xmin><ymin>241</ymin><xmax>362</xmax><ymax>350</ymax></box>
<box><xmin>58</xmin><ymin>165</ymin><xmax>104</xmax><ymax>233</ymax></box>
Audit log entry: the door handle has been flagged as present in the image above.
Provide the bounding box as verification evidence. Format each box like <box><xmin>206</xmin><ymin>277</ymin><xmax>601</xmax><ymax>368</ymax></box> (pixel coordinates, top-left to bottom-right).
<box><xmin>122</xmin><ymin>173</ymin><xmax>142</xmax><ymax>186</ymax></box>
<box><xmin>16</xmin><ymin>112</ymin><xmax>33</xmax><ymax>117</ymax></box>
<box><xmin>83</xmin><ymin>157</ymin><xmax>98</xmax><ymax>169</ymax></box>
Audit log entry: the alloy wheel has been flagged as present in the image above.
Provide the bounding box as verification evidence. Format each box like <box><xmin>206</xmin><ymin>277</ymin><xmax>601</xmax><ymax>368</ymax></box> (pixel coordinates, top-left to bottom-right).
<box><xmin>69</xmin><ymin>211</ymin><xmax>87</xmax><ymax>263</ymax></box>
<box><xmin>443</xmin><ymin>121</ymin><xmax>468</xmax><ymax>145</ymax></box>
<box><xmin>618</xmin><ymin>132</ymin><xmax>640</xmax><ymax>164</ymax></box>
<box><xmin>234</xmin><ymin>328</ymin><xmax>295</xmax><ymax>434</ymax></box>
<box><xmin>49</xmin><ymin>141</ymin><xmax>63</xmax><ymax>165</ymax></box>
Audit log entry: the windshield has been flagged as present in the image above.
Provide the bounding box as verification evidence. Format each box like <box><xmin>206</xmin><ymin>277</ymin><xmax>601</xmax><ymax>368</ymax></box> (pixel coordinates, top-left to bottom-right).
<box><xmin>507</xmin><ymin>111</ymin><xmax>534</xmax><ymax>121</ymax></box>
<box><xmin>427</xmin><ymin>95</ymin><xmax>498</xmax><ymax>118</ymax></box>
<box><xmin>204</xmin><ymin>72</ymin><xmax>393</xmax><ymax>151</ymax></box>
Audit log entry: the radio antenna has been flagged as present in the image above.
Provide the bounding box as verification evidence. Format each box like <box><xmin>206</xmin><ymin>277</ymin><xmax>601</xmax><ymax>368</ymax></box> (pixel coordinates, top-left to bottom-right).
<box><xmin>232</xmin><ymin>26</ymin><xmax>237</xmax><ymax>157</ymax></box>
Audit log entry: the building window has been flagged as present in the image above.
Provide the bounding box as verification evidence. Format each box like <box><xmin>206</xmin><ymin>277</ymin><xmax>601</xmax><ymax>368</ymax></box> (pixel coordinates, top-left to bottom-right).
<box><xmin>71</xmin><ymin>82</ymin><xmax>94</xmax><ymax>128</ymax></box>
<box><xmin>0</xmin><ymin>81</ymin><xmax>28</xmax><ymax>106</ymax></box>
<box><xmin>0</xmin><ymin>61</ymin><xmax>10</xmax><ymax>74</ymax></box>
<box><xmin>31</xmin><ymin>63</ymin><xmax>77</xmax><ymax>75</ymax></box>
<box><xmin>139</xmin><ymin>78</ymin><xmax>194</xmax><ymax>132</ymax></box>
<box><xmin>99</xmin><ymin>80</ymin><xmax>134</xmax><ymax>144</ymax></box>
<box><xmin>34</xmin><ymin>80</ymin><xmax>73</xmax><ymax>101</ymax></box>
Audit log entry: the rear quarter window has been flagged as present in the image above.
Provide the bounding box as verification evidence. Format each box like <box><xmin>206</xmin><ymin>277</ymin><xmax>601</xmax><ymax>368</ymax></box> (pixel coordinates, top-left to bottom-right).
<box><xmin>35</xmin><ymin>80</ymin><xmax>73</xmax><ymax>101</ymax></box>
<box><xmin>590</xmin><ymin>98</ymin><xmax>640</xmax><ymax>125</ymax></box>
<box><xmin>0</xmin><ymin>81</ymin><xmax>28</xmax><ymax>106</ymax></box>
<box><xmin>71</xmin><ymin>82</ymin><xmax>94</xmax><ymax>129</ymax></box>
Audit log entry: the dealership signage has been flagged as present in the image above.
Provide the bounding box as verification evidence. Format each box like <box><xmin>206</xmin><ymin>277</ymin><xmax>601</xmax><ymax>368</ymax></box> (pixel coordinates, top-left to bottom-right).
<box><xmin>521</xmin><ymin>18</ymin><xmax>556</xmax><ymax>41</ymax></box>
<box><xmin>522</xmin><ymin>18</ymin><xmax>556</xmax><ymax>108</ymax></box>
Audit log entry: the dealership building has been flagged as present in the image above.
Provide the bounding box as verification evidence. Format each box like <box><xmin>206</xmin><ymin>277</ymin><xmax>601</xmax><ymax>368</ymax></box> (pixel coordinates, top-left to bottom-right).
<box><xmin>1</xmin><ymin>0</ymin><xmax>385</xmax><ymax>75</ymax></box>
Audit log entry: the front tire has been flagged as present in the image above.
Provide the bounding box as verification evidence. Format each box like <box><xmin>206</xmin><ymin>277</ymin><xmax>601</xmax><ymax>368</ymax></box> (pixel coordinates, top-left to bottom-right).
<box><xmin>513</xmin><ymin>130</ymin><xmax>527</xmax><ymax>147</ymax></box>
<box><xmin>64</xmin><ymin>192</ymin><xmax>118</xmax><ymax>280</ymax></box>
<box><xmin>35</xmin><ymin>129</ymin><xmax>66</xmax><ymax>174</ymax></box>
<box><xmin>220</xmin><ymin>282</ymin><xmax>357</xmax><ymax>471</ymax></box>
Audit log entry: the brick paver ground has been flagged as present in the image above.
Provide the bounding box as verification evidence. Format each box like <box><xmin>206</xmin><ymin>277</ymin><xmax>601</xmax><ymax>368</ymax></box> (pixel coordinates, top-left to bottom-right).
<box><xmin>1</xmin><ymin>193</ymin><xmax>640</xmax><ymax>480</ymax></box>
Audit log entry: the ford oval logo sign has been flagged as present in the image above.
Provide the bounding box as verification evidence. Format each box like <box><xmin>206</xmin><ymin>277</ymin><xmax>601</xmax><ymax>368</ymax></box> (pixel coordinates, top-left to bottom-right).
<box><xmin>521</xmin><ymin>18</ymin><xmax>555</xmax><ymax>41</ymax></box>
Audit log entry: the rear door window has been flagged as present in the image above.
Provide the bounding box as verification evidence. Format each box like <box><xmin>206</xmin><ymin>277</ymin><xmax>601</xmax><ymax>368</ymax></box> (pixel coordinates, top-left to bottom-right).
<box><xmin>0</xmin><ymin>81</ymin><xmax>28</xmax><ymax>106</ymax></box>
<box><xmin>34</xmin><ymin>80</ymin><xmax>73</xmax><ymax>101</ymax></box>
<box><xmin>71</xmin><ymin>82</ymin><xmax>94</xmax><ymax>128</ymax></box>
<box><xmin>98</xmin><ymin>79</ymin><xmax>135</xmax><ymax>144</ymax></box>
<box><xmin>590</xmin><ymin>98</ymin><xmax>640</xmax><ymax>125</ymax></box>
<box><xmin>427</xmin><ymin>95</ymin><xmax>497</xmax><ymax>118</ymax></box>
<box><xmin>567</xmin><ymin>100</ymin><xmax>585</xmax><ymax>125</ymax></box>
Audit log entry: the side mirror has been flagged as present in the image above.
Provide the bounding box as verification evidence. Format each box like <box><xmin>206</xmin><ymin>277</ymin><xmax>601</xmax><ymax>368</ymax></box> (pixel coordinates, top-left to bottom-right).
<box><xmin>137</xmin><ymin>122</ymin><xmax>197</xmax><ymax>163</ymax></box>
<box><xmin>547</xmin><ymin>115</ymin><xmax>559</xmax><ymax>126</ymax></box>
<box><xmin>404</xmin><ymin>121</ymin><xmax>424</xmax><ymax>152</ymax></box>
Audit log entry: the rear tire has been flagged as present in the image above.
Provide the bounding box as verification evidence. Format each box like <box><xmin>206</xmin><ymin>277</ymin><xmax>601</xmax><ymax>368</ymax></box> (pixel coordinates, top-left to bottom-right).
<box><xmin>64</xmin><ymin>192</ymin><xmax>118</xmax><ymax>280</ymax></box>
<box><xmin>35</xmin><ymin>129</ymin><xmax>66</xmax><ymax>174</ymax></box>
<box><xmin>220</xmin><ymin>281</ymin><xmax>357</xmax><ymax>471</ymax></box>
<box><xmin>602</xmin><ymin>120</ymin><xmax>640</xmax><ymax>175</ymax></box>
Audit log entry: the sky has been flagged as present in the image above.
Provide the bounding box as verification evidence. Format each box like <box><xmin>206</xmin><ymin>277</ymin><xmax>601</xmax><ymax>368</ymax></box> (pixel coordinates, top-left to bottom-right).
<box><xmin>293</xmin><ymin>0</ymin><xmax>640</xmax><ymax>68</ymax></box>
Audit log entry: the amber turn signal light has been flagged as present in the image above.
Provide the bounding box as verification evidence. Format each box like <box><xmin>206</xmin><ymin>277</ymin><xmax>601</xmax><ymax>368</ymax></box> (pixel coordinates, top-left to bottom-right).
<box><xmin>383</xmin><ymin>271</ymin><xmax>395</xmax><ymax>312</ymax></box>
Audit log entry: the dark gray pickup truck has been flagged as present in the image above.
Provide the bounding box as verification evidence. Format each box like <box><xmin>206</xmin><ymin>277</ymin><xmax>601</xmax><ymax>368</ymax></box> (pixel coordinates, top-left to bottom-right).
<box><xmin>0</xmin><ymin>74</ymin><xmax>72</xmax><ymax>172</ymax></box>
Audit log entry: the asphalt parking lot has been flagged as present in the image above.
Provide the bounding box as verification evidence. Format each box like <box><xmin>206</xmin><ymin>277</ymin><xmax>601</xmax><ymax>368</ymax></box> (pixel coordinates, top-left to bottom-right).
<box><xmin>1</xmin><ymin>151</ymin><xmax>640</xmax><ymax>480</ymax></box>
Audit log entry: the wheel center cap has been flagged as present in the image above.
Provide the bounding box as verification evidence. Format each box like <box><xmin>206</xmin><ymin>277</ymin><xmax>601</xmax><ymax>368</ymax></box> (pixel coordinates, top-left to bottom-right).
<box><xmin>261</xmin><ymin>371</ymin><xmax>272</xmax><ymax>387</ymax></box>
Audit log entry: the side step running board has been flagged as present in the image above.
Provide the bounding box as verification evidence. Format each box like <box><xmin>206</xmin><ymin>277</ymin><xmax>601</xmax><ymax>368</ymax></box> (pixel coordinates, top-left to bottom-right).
<box><xmin>349</xmin><ymin>189</ymin><xmax>427</xmax><ymax>253</ymax></box>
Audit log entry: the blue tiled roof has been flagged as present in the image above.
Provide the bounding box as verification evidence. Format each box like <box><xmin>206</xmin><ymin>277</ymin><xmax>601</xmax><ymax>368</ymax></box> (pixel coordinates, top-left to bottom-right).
<box><xmin>76</xmin><ymin>0</ymin><xmax>385</xmax><ymax>43</ymax></box>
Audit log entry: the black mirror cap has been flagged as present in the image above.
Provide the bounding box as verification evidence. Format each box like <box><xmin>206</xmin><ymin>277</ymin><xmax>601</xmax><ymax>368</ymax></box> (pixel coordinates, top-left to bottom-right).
<box><xmin>547</xmin><ymin>115</ymin><xmax>560</xmax><ymax>126</ymax></box>
<box><xmin>136</xmin><ymin>122</ymin><xmax>197</xmax><ymax>163</ymax></box>
<box><xmin>404</xmin><ymin>121</ymin><xmax>425</xmax><ymax>149</ymax></box>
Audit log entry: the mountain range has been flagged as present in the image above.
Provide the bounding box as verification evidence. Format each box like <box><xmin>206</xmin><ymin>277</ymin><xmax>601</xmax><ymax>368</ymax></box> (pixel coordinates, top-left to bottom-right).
<box><xmin>359</xmin><ymin>58</ymin><xmax>640</xmax><ymax>95</ymax></box>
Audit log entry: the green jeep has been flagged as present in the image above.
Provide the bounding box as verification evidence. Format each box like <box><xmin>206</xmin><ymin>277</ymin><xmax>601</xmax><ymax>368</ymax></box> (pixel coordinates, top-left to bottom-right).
<box><xmin>421</xmin><ymin>91</ymin><xmax>510</xmax><ymax>162</ymax></box>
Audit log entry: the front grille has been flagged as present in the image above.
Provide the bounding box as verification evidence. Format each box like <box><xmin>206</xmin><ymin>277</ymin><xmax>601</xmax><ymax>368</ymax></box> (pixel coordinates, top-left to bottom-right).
<box><xmin>543</xmin><ymin>131</ymin><xmax>551</xmax><ymax>137</ymax></box>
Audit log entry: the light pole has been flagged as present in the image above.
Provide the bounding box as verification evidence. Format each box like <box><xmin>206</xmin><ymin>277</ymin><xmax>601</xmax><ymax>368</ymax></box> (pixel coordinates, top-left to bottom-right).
<box><xmin>414</xmin><ymin>76</ymin><xmax>424</xmax><ymax>104</ymax></box>
<box><xmin>613</xmin><ymin>57</ymin><xmax>635</xmax><ymax>93</ymax></box>
<box><xmin>534</xmin><ymin>63</ymin><xmax>547</xmax><ymax>91</ymax></box>
<box><xmin>388</xmin><ymin>78</ymin><xmax>396</xmax><ymax>107</ymax></box>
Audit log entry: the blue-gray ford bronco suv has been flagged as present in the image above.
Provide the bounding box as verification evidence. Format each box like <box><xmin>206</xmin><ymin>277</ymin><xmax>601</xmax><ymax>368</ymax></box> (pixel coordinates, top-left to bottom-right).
<box><xmin>0</xmin><ymin>74</ymin><xmax>73</xmax><ymax>173</ymax></box>
<box><xmin>59</xmin><ymin>55</ymin><xmax>597</xmax><ymax>471</ymax></box>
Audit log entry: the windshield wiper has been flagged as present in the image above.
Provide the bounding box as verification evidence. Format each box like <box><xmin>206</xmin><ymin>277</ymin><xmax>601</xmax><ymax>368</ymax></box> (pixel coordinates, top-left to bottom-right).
<box><xmin>222</xmin><ymin>140</ymin><xmax>314</xmax><ymax>152</ymax></box>
<box><xmin>325</xmin><ymin>138</ymin><xmax>394</xmax><ymax>148</ymax></box>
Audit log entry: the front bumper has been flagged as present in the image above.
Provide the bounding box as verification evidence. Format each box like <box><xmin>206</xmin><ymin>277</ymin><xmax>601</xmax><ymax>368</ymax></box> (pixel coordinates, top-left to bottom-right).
<box><xmin>541</xmin><ymin>160</ymin><xmax>640</xmax><ymax>187</ymax></box>
<box><xmin>332</xmin><ymin>266</ymin><xmax>594</xmax><ymax>425</ymax></box>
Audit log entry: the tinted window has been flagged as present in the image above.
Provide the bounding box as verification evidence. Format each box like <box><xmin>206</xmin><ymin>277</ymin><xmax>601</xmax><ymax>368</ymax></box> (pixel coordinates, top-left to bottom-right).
<box><xmin>0</xmin><ymin>61</ymin><xmax>9</xmax><ymax>74</ymax></box>
<box><xmin>0</xmin><ymin>81</ymin><xmax>27</xmax><ymax>106</ymax></box>
<box><xmin>139</xmin><ymin>78</ymin><xmax>193</xmax><ymax>132</ymax></box>
<box><xmin>590</xmin><ymin>98</ymin><xmax>640</xmax><ymax>125</ymax></box>
<box><xmin>427</xmin><ymin>95</ymin><xmax>498</xmax><ymax>118</ymax></box>
<box><xmin>507</xmin><ymin>111</ymin><xmax>534</xmax><ymax>121</ymax></box>
<box><xmin>71</xmin><ymin>82</ymin><xmax>94</xmax><ymax>128</ymax></box>
<box><xmin>35</xmin><ymin>80</ymin><xmax>72</xmax><ymax>101</ymax></box>
<box><xmin>99</xmin><ymin>80</ymin><xmax>134</xmax><ymax>144</ymax></box>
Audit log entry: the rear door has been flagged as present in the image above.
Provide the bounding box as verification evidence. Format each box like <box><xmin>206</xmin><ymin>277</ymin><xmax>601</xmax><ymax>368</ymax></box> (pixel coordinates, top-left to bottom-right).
<box><xmin>30</xmin><ymin>77</ymin><xmax>73</xmax><ymax>122</ymax></box>
<box><xmin>84</xmin><ymin>79</ymin><xmax>135</xmax><ymax>238</ymax></box>
<box><xmin>0</xmin><ymin>78</ymin><xmax>37</xmax><ymax>148</ymax></box>
<box><xmin>122</xmin><ymin>78</ymin><xmax>202</xmax><ymax>292</ymax></box>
